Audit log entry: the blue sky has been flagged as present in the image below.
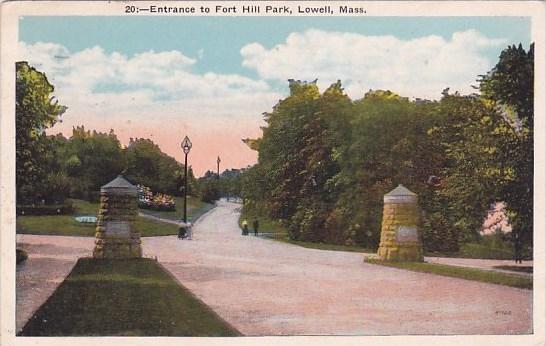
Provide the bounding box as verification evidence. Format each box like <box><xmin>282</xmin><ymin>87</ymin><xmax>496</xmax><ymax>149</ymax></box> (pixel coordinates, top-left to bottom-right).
<box><xmin>20</xmin><ymin>16</ymin><xmax>530</xmax><ymax>80</ymax></box>
<box><xmin>18</xmin><ymin>16</ymin><xmax>532</xmax><ymax>174</ymax></box>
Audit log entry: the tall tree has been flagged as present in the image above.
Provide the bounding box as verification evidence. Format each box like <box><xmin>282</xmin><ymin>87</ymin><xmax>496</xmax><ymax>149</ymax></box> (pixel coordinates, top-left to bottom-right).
<box><xmin>333</xmin><ymin>90</ymin><xmax>443</xmax><ymax>248</ymax></box>
<box><xmin>16</xmin><ymin>61</ymin><xmax>66</xmax><ymax>203</ymax></box>
<box><xmin>430</xmin><ymin>94</ymin><xmax>514</xmax><ymax>244</ymax></box>
<box><xmin>125</xmin><ymin>137</ymin><xmax>182</xmax><ymax>195</ymax></box>
<box><xmin>478</xmin><ymin>43</ymin><xmax>534</xmax><ymax>250</ymax></box>
<box><xmin>60</xmin><ymin>126</ymin><xmax>126</xmax><ymax>199</ymax></box>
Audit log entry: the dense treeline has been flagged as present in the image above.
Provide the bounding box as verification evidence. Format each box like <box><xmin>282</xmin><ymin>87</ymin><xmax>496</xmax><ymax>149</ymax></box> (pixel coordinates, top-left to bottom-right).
<box><xmin>16</xmin><ymin>61</ymin><xmax>198</xmax><ymax>204</ymax></box>
<box><xmin>237</xmin><ymin>44</ymin><xmax>534</xmax><ymax>253</ymax></box>
<box><xmin>16</xmin><ymin>43</ymin><xmax>533</xmax><ymax>254</ymax></box>
<box><xmin>17</xmin><ymin>125</ymin><xmax>198</xmax><ymax>203</ymax></box>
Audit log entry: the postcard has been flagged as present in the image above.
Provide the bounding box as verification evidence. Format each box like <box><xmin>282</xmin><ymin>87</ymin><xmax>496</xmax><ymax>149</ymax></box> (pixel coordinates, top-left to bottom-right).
<box><xmin>1</xmin><ymin>1</ymin><xmax>544</xmax><ymax>345</ymax></box>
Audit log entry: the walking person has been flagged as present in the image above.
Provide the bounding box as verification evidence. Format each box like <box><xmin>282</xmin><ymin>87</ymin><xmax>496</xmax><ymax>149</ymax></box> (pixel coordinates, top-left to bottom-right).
<box><xmin>186</xmin><ymin>222</ymin><xmax>193</xmax><ymax>240</ymax></box>
<box><xmin>514</xmin><ymin>230</ymin><xmax>522</xmax><ymax>264</ymax></box>
<box><xmin>253</xmin><ymin>219</ymin><xmax>259</xmax><ymax>236</ymax></box>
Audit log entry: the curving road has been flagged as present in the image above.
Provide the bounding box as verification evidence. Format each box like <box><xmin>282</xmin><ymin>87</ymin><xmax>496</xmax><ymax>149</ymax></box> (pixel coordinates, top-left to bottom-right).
<box><xmin>142</xmin><ymin>200</ymin><xmax>533</xmax><ymax>336</ymax></box>
<box><xmin>16</xmin><ymin>200</ymin><xmax>533</xmax><ymax>335</ymax></box>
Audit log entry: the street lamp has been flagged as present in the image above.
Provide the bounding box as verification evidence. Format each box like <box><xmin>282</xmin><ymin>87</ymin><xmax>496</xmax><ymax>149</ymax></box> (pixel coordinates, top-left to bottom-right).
<box><xmin>181</xmin><ymin>136</ymin><xmax>192</xmax><ymax>223</ymax></box>
<box><xmin>217</xmin><ymin>156</ymin><xmax>221</xmax><ymax>179</ymax></box>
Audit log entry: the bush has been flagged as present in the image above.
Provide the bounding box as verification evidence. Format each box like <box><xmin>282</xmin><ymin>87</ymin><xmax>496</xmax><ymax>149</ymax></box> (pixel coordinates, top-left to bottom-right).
<box><xmin>41</xmin><ymin>172</ymin><xmax>71</xmax><ymax>204</ymax></box>
<box><xmin>17</xmin><ymin>202</ymin><xmax>73</xmax><ymax>216</ymax></box>
<box><xmin>459</xmin><ymin>233</ymin><xmax>515</xmax><ymax>260</ymax></box>
<box><xmin>459</xmin><ymin>243</ymin><xmax>513</xmax><ymax>260</ymax></box>
<box><xmin>16</xmin><ymin>249</ymin><xmax>28</xmax><ymax>264</ymax></box>
<box><xmin>137</xmin><ymin>184</ymin><xmax>176</xmax><ymax>211</ymax></box>
<box><xmin>200</xmin><ymin>184</ymin><xmax>220</xmax><ymax>204</ymax></box>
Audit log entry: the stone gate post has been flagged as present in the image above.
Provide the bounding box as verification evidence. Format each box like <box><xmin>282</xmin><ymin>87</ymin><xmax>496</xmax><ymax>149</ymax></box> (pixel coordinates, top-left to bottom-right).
<box><xmin>377</xmin><ymin>184</ymin><xmax>423</xmax><ymax>262</ymax></box>
<box><xmin>93</xmin><ymin>175</ymin><xmax>142</xmax><ymax>259</ymax></box>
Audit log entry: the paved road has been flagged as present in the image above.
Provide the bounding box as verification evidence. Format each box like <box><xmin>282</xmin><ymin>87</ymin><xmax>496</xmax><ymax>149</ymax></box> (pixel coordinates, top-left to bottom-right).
<box><xmin>142</xmin><ymin>201</ymin><xmax>533</xmax><ymax>336</ymax></box>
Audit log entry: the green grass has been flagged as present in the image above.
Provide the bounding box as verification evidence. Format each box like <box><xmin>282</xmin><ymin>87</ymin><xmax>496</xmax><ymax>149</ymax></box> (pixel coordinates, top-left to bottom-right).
<box><xmin>493</xmin><ymin>265</ymin><xmax>533</xmax><ymax>273</ymax></box>
<box><xmin>238</xmin><ymin>208</ymin><xmax>523</xmax><ymax>259</ymax></box>
<box><xmin>365</xmin><ymin>258</ymin><xmax>533</xmax><ymax>290</ymax></box>
<box><xmin>278</xmin><ymin>237</ymin><xmax>375</xmax><ymax>253</ymax></box>
<box><xmin>427</xmin><ymin>241</ymin><xmax>529</xmax><ymax>261</ymax></box>
<box><xmin>139</xmin><ymin>196</ymin><xmax>214</xmax><ymax>222</ymax></box>
<box><xmin>239</xmin><ymin>208</ymin><xmax>374</xmax><ymax>253</ymax></box>
<box><xmin>17</xmin><ymin>199</ymin><xmax>179</xmax><ymax>237</ymax></box>
<box><xmin>19</xmin><ymin>258</ymin><xmax>241</xmax><ymax>336</ymax></box>
<box><xmin>238</xmin><ymin>207</ymin><xmax>287</xmax><ymax>235</ymax></box>
<box><xmin>458</xmin><ymin>242</ymin><xmax>515</xmax><ymax>260</ymax></box>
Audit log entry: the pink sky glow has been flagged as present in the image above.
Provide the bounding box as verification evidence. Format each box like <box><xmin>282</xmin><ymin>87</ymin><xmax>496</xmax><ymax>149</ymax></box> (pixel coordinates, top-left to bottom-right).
<box><xmin>48</xmin><ymin>115</ymin><xmax>262</xmax><ymax>177</ymax></box>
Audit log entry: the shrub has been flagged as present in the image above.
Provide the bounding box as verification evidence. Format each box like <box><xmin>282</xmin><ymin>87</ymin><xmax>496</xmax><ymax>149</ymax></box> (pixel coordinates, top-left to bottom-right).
<box><xmin>16</xmin><ymin>249</ymin><xmax>28</xmax><ymax>264</ymax></box>
<box><xmin>17</xmin><ymin>202</ymin><xmax>74</xmax><ymax>216</ymax></box>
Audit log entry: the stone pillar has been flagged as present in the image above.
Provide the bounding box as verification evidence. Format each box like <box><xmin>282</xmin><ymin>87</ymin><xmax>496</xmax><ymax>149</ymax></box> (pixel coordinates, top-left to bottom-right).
<box><xmin>377</xmin><ymin>184</ymin><xmax>423</xmax><ymax>262</ymax></box>
<box><xmin>93</xmin><ymin>175</ymin><xmax>142</xmax><ymax>259</ymax></box>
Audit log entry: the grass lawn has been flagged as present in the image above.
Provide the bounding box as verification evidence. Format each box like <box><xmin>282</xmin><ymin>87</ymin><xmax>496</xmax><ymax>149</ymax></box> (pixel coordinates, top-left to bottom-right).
<box><xmin>239</xmin><ymin>208</ymin><xmax>375</xmax><ymax>253</ymax></box>
<box><xmin>493</xmin><ymin>265</ymin><xmax>533</xmax><ymax>273</ymax></box>
<box><xmin>365</xmin><ymin>258</ymin><xmax>532</xmax><ymax>290</ymax></box>
<box><xmin>278</xmin><ymin>237</ymin><xmax>375</xmax><ymax>253</ymax></box>
<box><xmin>239</xmin><ymin>208</ymin><xmax>525</xmax><ymax>260</ymax></box>
<box><xmin>238</xmin><ymin>207</ymin><xmax>287</xmax><ymax>235</ymax></box>
<box><xmin>16</xmin><ymin>199</ymin><xmax>182</xmax><ymax>237</ymax></box>
<box><xmin>19</xmin><ymin>258</ymin><xmax>241</xmax><ymax>336</ymax></box>
<box><xmin>139</xmin><ymin>196</ymin><xmax>214</xmax><ymax>222</ymax></box>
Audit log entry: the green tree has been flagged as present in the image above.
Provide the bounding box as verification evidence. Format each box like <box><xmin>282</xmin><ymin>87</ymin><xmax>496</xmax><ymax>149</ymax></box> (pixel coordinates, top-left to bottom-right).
<box><xmin>478</xmin><ymin>43</ymin><xmax>534</xmax><ymax>251</ymax></box>
<box><xmin>197</xmin><ymin>171</ymin><xmax>221</xmax><ymax>203</ymax></box>
<box><xmin>16</xmin><ymin>61</ymin><xmax>66</xmax><ymax>203</ymax></box>
<box><xmin>333</xmin><ymin>91</ymin><xmax>444</xmax><ymax>248</ymax></box>
<box><xmin>244</xmin><ymin>80</ymin><xmax>353</xmax><ymax>243</ymax></box>
<box><xmin>61</xmin><ymin>126</ymin><xmax>125</xmax><ymax>199</ymax></box>
<box><xmin>429</xmin><ymin>94</ymin><xmax>514</xmax><ymax>246</ymax></box>
<box><xmin>125</xmin><ymin>137</ymin><xmax>182</xmax><ymax>195</ymax></box>
<box><xmin>218</xmin><ymin>168</ymin><xmax>243</xmax><ymax>198</ymax></box>
<box><xmin>257</xmin><ymin>80</ymin><xmax>321</xmax><ymax>225</ymax></box>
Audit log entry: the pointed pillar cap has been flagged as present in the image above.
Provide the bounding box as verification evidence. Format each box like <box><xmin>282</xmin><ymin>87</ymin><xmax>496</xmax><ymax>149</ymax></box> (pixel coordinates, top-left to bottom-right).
<box><xmin>101</xmin><ymin>175</ymin><xmax>138</xmax><ymax>196</ymax></box>
<box><xmin>384</xmin><ymin>184</ymin><xmax>418</xmax><ymax>203</ymax></box>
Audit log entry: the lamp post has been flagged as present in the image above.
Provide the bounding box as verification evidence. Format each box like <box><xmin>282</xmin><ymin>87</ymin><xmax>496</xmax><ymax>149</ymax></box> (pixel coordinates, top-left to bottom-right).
<box><xmin>217</xmin><ymin>156</ymin><xmax>221</xmax><ymax>179</ymax></box>
<box><xmin>181</xmin><ymin>136</ymin><xmax>192</xmax><ymax>223</ymax></box>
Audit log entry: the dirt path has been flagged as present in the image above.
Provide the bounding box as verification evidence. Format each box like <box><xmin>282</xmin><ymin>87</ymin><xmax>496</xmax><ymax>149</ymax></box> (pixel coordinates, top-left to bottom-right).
<box><xmin>142</xmin><ymin>200</ymin><xmax>533</xmax><ymax>336</ymax></box>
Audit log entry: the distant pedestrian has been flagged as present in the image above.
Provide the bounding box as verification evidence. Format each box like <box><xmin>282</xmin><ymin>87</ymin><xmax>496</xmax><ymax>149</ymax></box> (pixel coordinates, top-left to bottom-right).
<box><xmin>253</xmin><ymin>219</ymin><xmax>259</xmax><ymax>236</ymax></box>
<box><xmin>178</xmin><ymin>225</ymin><xmax>187</xmax><ymax>239</ymax></box>
<box><xmin>514</xmin><ymin>231</ymin><xmax>522</xmax><ymax>264</ymax></box>
<box><xmin>178</xmin><ymin>222</ymin><xmax>193</xmax><ymax>240</ymax></box>
<box><xmin>186</xmin><ymin>222</ymin><xmax>193</xmax><ymax>240</ymax></box>
<box><xmin>242</xmin><ymin>219</ymin><xmax>249</xmax><ymax>236</ymax></box>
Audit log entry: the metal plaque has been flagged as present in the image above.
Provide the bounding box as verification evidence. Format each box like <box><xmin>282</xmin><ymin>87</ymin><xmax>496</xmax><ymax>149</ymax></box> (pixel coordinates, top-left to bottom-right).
<box><xmin>105</xmin><ymin>221</ymin><xmax>131</xmax><ymax>238</ymax></box>
<box><xmin>396</xmin><ymin>226</ymin><xmax>418</xmax><ymax>242</ymax></box>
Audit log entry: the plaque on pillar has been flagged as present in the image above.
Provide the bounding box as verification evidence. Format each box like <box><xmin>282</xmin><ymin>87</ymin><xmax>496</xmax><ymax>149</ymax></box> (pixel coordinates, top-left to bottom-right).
<box><xmin>93</xmin><ymin>175</ymin><xmax>142</xmax><ymax>259</ymax></box>
<box><xmin>376</xmin><ymin>184</ymin><xmax>423</xmax><ymax>262</ymax></box>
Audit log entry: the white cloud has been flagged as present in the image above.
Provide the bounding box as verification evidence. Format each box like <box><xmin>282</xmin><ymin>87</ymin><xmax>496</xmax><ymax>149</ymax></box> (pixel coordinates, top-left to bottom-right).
<box><xmin>16</xmin><ymin>30</ymin><xmax>507</xmax><ymax>173</ymax></box>
<box><xmin>241</xmin><ymin>29</ymin><xmax>506</xmax><ymax>99</ymax></box>
<box><xmin>18</xmin><ymin>41</ymin><xmax>278</xmax><ymax>118</ymax></box>
<box><xmin>17</xmin><ymin>42</ymin><xmax>281</xmax><ymax>174</ymax></box>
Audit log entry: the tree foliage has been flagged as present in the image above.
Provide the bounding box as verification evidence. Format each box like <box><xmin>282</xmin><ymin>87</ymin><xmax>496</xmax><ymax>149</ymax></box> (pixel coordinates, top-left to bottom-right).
<box><xmin>479</xmin><ymin>43</ymin><xmax>534</xmax><ymax>247</ymax></box>
<box><xmin>16</xmin><ymin>61</ymin><xmax>66</xmax><ymax>203</ymax></box>
<box><xmin>239</xmin><ymin>43</ymin><xmax>534</xmax><ymax>254</ymax></box>
<box><xmin>59</xmin><ymin>126</ymin><xmax>126</xmax><ymax>199</ymax></box>
<box><xmin>125</xmin><ymin>138</ymin><xmax>185</xmax><ymax>195</ymax></box>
